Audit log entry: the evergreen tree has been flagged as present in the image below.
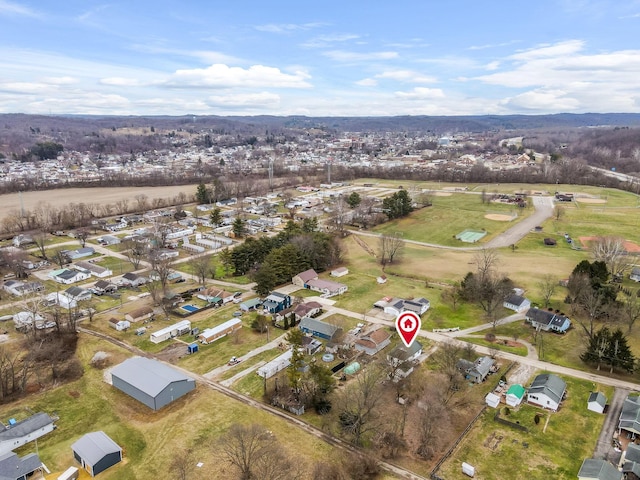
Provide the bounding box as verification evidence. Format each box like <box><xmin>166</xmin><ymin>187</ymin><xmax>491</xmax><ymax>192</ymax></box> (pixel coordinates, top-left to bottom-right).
<box><xmin>209</xmin><ymin>207</ymin><xmax>222</xmax><ymax>227</ymax></box>
<box><xmin>195</xmin><ymin>183</ymin><xmax>209</xmax><ymax>204</ymax></box>
<box><xmin>347</xmin><ymin>191</ymin><xmax>361</xmax><ymax>208</ymax></box>
<box><xmin>232</xmin><ymin>218</ymin><xmax>246</xmax><ymax>238</ymax></box>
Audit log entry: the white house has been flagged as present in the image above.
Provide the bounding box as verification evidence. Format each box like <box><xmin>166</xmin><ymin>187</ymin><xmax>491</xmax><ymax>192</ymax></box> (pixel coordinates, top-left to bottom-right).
<box><xmin>13</xmin><ymin>312</ymin><xmax>44</xmax><ymax>329</ymax></box>
<box><xmin>305</xmin><ymin>278</ymin><xmax>348</xmax><ymax>297</ymax></box>
<box><xmin>503</xmin><ymin>294</ymin><xmax>531</xmax><ymax>313</ymax></box>
<box><xmin>109</xmin><ymin>318</ymin><xmax>131</xmax><ymax>331</ymax></box>
<box><xmin>527</xmin><ymin>373</ymin><xmax>566</xmax><ymax>411</ymax></box>
<box><xmin>485</xmin><ymin>392</ymin><xmax>501</xmax><ymax>408</ymax></box>
<box><xmin>50</xmin><ymin>268</ymin><xmax>92</xmax><ymax>285</ymax></box>
<box><xmin>386</xmin><ymin>341</ymin><xmax>423</xmax><ymax>382</ymax></box>
<box><xmin>382</xmin><ymin>297</ymin><xmax>430</xmax><ymax>317</ymax></box>
<box><xmin>0</xmin><ymin>412</ymin><xmax>57</xmax><ymax>456</ymax></box>
<box><xmin>46</xmin><ymin>292</ymin><xmax>77</xmax><ymax>310</ymax></box>
<box><xmin>75</xmin><ymin>261</ymin><xmax>113</xmax><ymax>278</ymax></box>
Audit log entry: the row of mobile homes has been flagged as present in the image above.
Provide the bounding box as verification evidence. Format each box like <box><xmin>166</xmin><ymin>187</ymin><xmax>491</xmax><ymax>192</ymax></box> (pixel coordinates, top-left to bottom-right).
<box><xmin>150</xmin><ymin>320</ymin><xmax>191</xmax><ymax>344</ymax></box>
<box><xmin>198</xmin><ymin>318</ymin><xmax>242</xmax><ymax>344</ymax></box>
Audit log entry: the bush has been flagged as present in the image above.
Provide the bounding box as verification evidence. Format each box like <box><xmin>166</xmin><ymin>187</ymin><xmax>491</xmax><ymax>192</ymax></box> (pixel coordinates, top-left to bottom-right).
<box><xmin>485</xmin><ymin>332</ymin><xmax>496</xmax><ymax>342</ymax></box>
<box><xmin>534</xmin><ymin>414</ymin><xmax>541</xmax><ymax>425</ymax></box>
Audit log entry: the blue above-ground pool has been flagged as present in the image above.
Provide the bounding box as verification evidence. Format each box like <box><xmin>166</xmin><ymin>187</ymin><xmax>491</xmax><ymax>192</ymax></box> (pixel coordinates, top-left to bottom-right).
<box><xmin>181</xmin><ymin>304</ymin><xmax>199</xmax><ymax>313</ymax></box>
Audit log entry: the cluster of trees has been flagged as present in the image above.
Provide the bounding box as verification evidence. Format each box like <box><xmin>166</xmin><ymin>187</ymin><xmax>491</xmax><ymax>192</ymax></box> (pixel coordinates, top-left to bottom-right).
<box><xmin>382</xmin><ymin>190</ymin><xmax>413</xmax><ymax>220</ymax></box>
<box><xmin>228</xmin><ymin>219</ymin><xmax>342</xmax><ymax>295</ymax></box>
<box><xmin>581</xmin><ymin>327</ymin><xmax>636</xmax><ymax>373</ymax></box>
<box><xmin>25</xmin><ymin>141</ymin><xmax>64</xmax><ymax>161</ymax></box>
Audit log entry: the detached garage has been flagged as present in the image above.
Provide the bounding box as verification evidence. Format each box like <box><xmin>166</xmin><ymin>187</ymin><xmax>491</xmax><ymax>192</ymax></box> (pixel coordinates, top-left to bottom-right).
<box><xmin>111</xmin><ymin>357</ymin><xmax>195</xmax><ymax>411</ymax></box>
<box><xmin>71</xmin><ymin>431</ymin><xmax>121</xmax><ymax>477</ymax></box>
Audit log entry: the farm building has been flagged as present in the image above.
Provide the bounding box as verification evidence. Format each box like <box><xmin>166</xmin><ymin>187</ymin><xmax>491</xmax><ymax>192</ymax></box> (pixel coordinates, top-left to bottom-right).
<box><xmin>0</xmin><ymin>412</ymin><xmax>57</xmax><ymax>456</ymax></box>
<box><xmin>124</xmin><ymin>306</ymin><xmax>155</xmax><ymax>323</ymax></box>
<box><xmin>150</xmin><ymin>320</ymin><xmax>191</xmax><ymax>344</ymax></box>
<box><xmin>299</xmin><ymin>317</ymin><xmax>341</xmax><ymax>341</ymax></box>
<box><xmin>108</xmin><ymin>318</ymin><xmax>130</xmax><ymax>331</ymax></box>
<box><xmin>505</xmin><ymin>384</ymin><xmax>526</xmax><ymax>407</ymax></box>
<box><xmin>525</xmin><ymin>308</ymin><xmax>571</xmax><ymax>333</ymax></box>
<box><xmin>577</xmin><ymin>458</ymin><xmax>622</xmax><ymax>480</ymax></box>
<box><xmin>71</xmin><ymin>431</ymin><xmax>122</xmax><ymax>477</ymax></box>
<box><xmin>527</xmin><ymin>373</ymin><xmax>566</xmax><ymax>411</ymax></box>
<box><xmin>111</xmin><ymin>357</ymin><xmax>195</xmax><ymax>410</ymax></box>
<box><xmin>588</xmin><ymin>392</ymin><xmax>607</xmax><ymax>414</ymax></box>
<box><xmin>503</xmin><ymin>294</ymin><xmax>531</xmax><ymax>313</ymax></box>
<box><xmin>330</xmin><ymin>267</ymin><xmax>349</xmax><ymax>277</ymax></box>
<box><xmin>354</xmin><ymin>328</ymin><xmax>391</xmax><ymax>355</ymax></box>
<box><xmin>257</xmin><ymin>350</ymin><xmax>293</xmax><ymax>379</ymax></box>
<box><xmin>197</xmin><ymin>318</ymin><xmax>242</xmax><ymax>344</ymax></box>
<box><xmin>0</xmin><ymin>451</ymin><xmax>43</xmax><ymax>480</ymax></box>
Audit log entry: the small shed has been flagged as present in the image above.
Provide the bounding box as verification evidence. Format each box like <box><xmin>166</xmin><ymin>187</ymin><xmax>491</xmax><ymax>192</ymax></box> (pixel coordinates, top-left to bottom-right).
<box><xmin>108</xmin><ymin>318</ymin><xmax>130</xmax><ymax>331</ymax></box>
<box><xmin>377</xmin><ymin>275</ymin><xmax>387</xmax><ymax>284</ymax></box>
<box><xmin>506</xmin><ymin>384</ymin><xmax>526</xmax><ymax>407</ymax></box>
<box><xmin>462</xmin><ymin>462</ymin><xmax>475</xmax><ymax>478</ymax></box>
<box><xmin>485</xmin><ymin>392</ymin><xmax>501</xmax><ymax>408</ymax></box>
<box><xmin>588</xmin><ymin>392</ymin><xmax>607</xmax><ymax>414</ymax></box>
<box><xmin>71</xmin><ymin>431</ymin><xmax>122</xmax><ymax>477</ymax></box>
<box><xmin>187</xmin><ymin>343</ymin><xmax>199</xmax><ymax>354</ymax></box>
<box><xmin>330</xmin><ymin>267</ymin><xmax>349</xmax><ymax>277</ymax></box>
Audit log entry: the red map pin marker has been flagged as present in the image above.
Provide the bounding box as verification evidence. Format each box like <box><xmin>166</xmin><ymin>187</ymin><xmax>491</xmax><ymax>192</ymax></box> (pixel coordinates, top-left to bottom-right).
<box><xmin>396</xmin><ymin>311</ymin><xmax>421</xmax><ymax>348</ymax></box>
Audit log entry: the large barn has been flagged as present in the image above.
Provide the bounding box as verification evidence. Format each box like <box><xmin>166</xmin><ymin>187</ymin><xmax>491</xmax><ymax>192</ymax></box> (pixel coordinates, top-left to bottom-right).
<box><xmin>110</xmin><ymin>357</ymin><xmax>195</xmax><ymax>411</ymax></box>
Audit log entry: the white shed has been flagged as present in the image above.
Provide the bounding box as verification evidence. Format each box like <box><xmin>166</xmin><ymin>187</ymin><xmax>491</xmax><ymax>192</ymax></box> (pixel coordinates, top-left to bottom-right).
<box><xmin>462</xmin><ymin>462</ymin><xmax>475</xmax><ymax>477</ymax></box>
<box><xmin>587</xmin><ymin>392</ymin><xmax>607</xmax><ymax>414</ymax></box>
<box><xmin>485</xmin><ymin>392</ymin><xmax>501</xmax><ymax>408</ymax></box>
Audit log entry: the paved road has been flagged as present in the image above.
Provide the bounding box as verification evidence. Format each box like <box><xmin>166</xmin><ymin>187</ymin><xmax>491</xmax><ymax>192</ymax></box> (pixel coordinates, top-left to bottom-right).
<box><xmin>594</xmin><ymin>387</ymin><xmax>629</xmax><ymax>464</ymax></box>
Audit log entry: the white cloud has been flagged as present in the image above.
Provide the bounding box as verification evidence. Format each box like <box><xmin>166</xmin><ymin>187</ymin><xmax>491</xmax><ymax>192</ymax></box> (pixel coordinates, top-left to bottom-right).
<box><xmin>510</xmin><ymin>40</ymin><xmax>584</xmax><ymax>60</ymax></box>
<box><xmin>485</xmin><ymin>61</ymin><xmax>500</xmax><ymax>71</ymax></box>
<box><xmin>500</xmin><ymin>89</ymin><xmax>581</xmax><ymax>111</ymax></box>
<box><xmin>41</xmin><ymin>76</ymin><xmax>77</xmax><ymax>85</ymax></box>
<box><xmin>165</xmin><ymin>64</ymin><xmax>312</xmax><ymax>89</ymax></box>
<box><xmin>207</xmin><ymin>92</ymin><xmax>280</xmax><ymax>108</ymax></box>
<box><xmin>0</xmin><ymin>0</ymin><xmax>39</xmax><ymax>17</ymax></box>
<box><xmin>255</xmin><ymin>22</ymin><xmax>324</xmax><ymax>33</ymax></box>
<box><xmin>301</xmin><ymin>33</ymin><xmax>360</xmax><ymax>48</ymax></box>
<box><xmin>100</xmin><ymin>77</ymin><xmax>146</xmax><ymax>87</ymax></box>
<box><xmin>355</xmin><ymin>78</ymin><xmax>377</xmax><ymax>87</ymax></box>
<box><xmin>322</xmin><ymin>50</ymin><xmax>398</xmax><ymax>62</ymax></box>
<box><xmin>375</xmin><ymin>70</ymin><xmax>437</xmax><ymax>83</ymax></box>
<box><xmin>468</xmin><ymin>40</ymin><xmax>520</xmax><ymax>51</ymax></box>
<box><xmin>129</xmin><ymin>44</ymin><xmax>242</xmax><ymax>65</ymax></box>
<box><xmin>394</xmin><ymin>87</ymin><xmax>445</xmax><ymax>100</ymax></box>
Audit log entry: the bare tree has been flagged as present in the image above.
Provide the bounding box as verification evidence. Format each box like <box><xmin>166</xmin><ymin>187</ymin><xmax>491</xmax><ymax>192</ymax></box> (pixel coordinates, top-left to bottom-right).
<box><xmin>431</xmin><ymin>342</ymin><xmax>466</xmax><ymax>402</ymax></box>
<box><xmin>326</xmin><ymin>196</ymin><xmax>349</xmax><ymax>236</ymax></box>
<box><xmin>189</xmin><ymin>255</ymin><xmax>212</xmax><ymax>285</ymax></box>
<box><xmin>1</xmin><ymin>248</ymin><xmax>29</xmax><ymax>279</ymax></box>
<box><xmin>33</xmin><ymin>230</ymin><xmax>49</xmax><ymax>259</ymax></box>
<box><xmin>50</xmin><ymin>248</ymin><xmax>70</xmax><ymax>269</ymax></box>
<box><xmin>219</xmin><ymin>424</ymin><xmax>303</xmax><ymax>480</ymax></box>
<box><xmin>576</xmin><ymin>289</ymin><xmax>605</xmax><ymax>339</ymax></box>
<box><xmin>474</xmin><ymin>248</ymin><xmax>499</xmax><ymax>282</ymax></box>
<box><xmin>123</xmin><ymin>239</ymin><xmax>148</xmax><ymax>270</ymax></box>
<box><xmin>620</xmin><ymin>290</ymin><xmax>640</xmax><ymax>333</ymax></box>
<box><xmin>135</xmin><ymin>193</ymin><xmax>149</xmax><ymax>213</ymax></box>
<box><xmin>149</xmin><ymin>252</ymin><xmax>173</xmax><ymax>296</ymax></box>
<box><xmin>334</xmin><ymin>365</ymin><xmax>385</xmax><ymax>445</ymax></box>
<box><xmin>76</xmin><ymin>228</ymin><xmax>90</xmax><ymax>248</ymax></box>
<box><xmin>416</xmin><ymin>383</ymin><xmax>450</xmax><ymax>460</ymax></box>
<box><xmin>169</xmin><ymin>448</ymin><xmax>195</xmax><ymax>480</ymax></box>
<box><xmin>378</xmin><ymin>232</ymin><xmax>405</xmax><ymax>267</ymax></box>
<box><xmin>537</xmin><ymin>274</ymin><xmax>558</xmax><ymax>308</ymax></box>
<box><xmin>591</xmin><ymin>236</ymin><xmax>628</xmax><ymax>279</ymax></box>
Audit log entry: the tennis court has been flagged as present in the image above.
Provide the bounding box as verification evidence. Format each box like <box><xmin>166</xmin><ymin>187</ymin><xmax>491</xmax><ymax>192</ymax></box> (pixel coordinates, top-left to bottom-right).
<box><xmin>455</xmin><ymin>229</ymin><xmax>487</xmax><ymax>243</ymax></box>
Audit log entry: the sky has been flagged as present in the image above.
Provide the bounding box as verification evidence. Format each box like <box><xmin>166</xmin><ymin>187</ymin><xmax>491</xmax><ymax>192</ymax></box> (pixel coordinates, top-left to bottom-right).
<box><xmin>1</xmin><ymin>0</ymin><xmax>640</xmax><ymax>117</ymax></box>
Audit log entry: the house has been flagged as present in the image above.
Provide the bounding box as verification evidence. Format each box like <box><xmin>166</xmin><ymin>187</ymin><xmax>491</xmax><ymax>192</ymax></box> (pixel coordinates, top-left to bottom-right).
<box><xmin>381</xmin><ymin>297</ymin><xmax>430</xmax><ymax>317</ymax></box>
<box><xmin>262</xmin><ymin>292</ymin><xmax>292</xmax><ymax>314</ymax></box>
<box><xmin>65</xmin><ymin>247</ymin><xmax>95</xmax><ymax>260</ymax></box>
<box><xmin>331</xmin><ymin>267</ymin><xmax>349</xmax><ymax>277</ymax></box>
<box><xmin>50</xmin><ymin>268</ymin><xmax>91</xmax><ymax>285</ymax></box>
<box><xmin>197</xmin><ymin>318</ymin><xmax>242</xmax><ymax>344</ymax></box>
<box><xmin>108</xmin><ymin>318</ymin><xmax>130</xmax><ymax>331</ymax></box>
<box><xmin>111</xmin><ymin>357</ymin><xmax>195</xmax><ymax>410</ymax></box>
<box><xmin>354</xmin><ymin>328</ymin><xmax>391</xmax><ymax>355</ymax></box>
<box><xmin>505</xmin><ymin>384</ymin><xmax>526</xmax><ymax>407</ymax></box>
<box><xmin>457</xmin><ymin>356</ymin><xmax>495</xmax><ymax>383</ymax></box>
<box><xmin>0</xmin><ymin>412</ymin><xmax>56</xmax><ymax>456</ymax></box>
<box><xmin>503</xmin><ymin>294</ymin><xmax>531</xmax><ymax>313</ymax></box>
<box><xmin>124</xmin><ymin>306</ymin><xmax>155</xmax><ymax>323</ymax></box>
<box><xmin>71</xmin><ymin>431</ymin><xmax>122</xmax><ymax>477</ymax></box>
<box><xmin>197</xmin><ymin>288</ymin><xmax>233</xmax><ymax>304</ymax></box>
<box><xmin>588</xmin><ymin>392</ymin><xmax>607</xmax><ymax>414</ymax></box>
<box><xmin>65</xmin><ymin>286</ymin><xmax>92</xmax><ymax>301</ymax></box>
<box><xmin>525</xmin><ymin>308</ymin><xmax>571</xmax><ymax>333</ymax></box>
<box><xmin>75</xmin><ymin>261</ymin><xmax>112</xmax><ymax>278</ymax></box>
<box><xmin>293</xmin><ymin>301</ymin><xmax>323</xmax><ymax>321</ymax></box>
<box><xmin>240</xmin><ymin>298</ymin><xmax>263</xmax><ymax>312</ymax></box>
<box><xmin>46</xmin><ymin>291</ymin><xmax>77</xmax><ymax>310</ymax></box>
<box><xmin>618</xmin><ymin>394</ymin><xmax>640</xmax><ymax>436</ymax></box>
<box><xmin>292</xmin><ymin>268</ymin><xmax>318</xmax><ymax>287</ymax></box>
<box><xmin>386</xmin><ymin>341</ymin><xmax>423</xmax><ymax>381</ymax></box>
<box><xmin>577</xmin><ymin>458</ymin><xmax>622</xmax><ymax>480</ymax></box>
<box><xmin>631</xmin><ymin>267</ymin><xmax>640</xmax><ymax>282</ymax></box>
<box><xmin>2</xmin><ymin>280</ymin><xmax>44</xmax><ymax>297</ymax></box>
<box><xmin>299</xmin><ymin>317</ymin><xmax>341</xmax><ymax>341</ymax></box>
<box><xmin>12</xmin><ymin>311</ymin><xmax>44</xmax><ymax>329</ymax></box>
<box><xmin>301</xmin><ymin>336</ymin><xmax>323</xmax><ymax>355</ymax></box>
<box><xmin>305</xmin><ymin>278</ymin><xmax>348</xmax><ymax>297</ymax></box>
<box><xmin>150</xmin><ymin>320</ymin><xmax>192</xmax><ymax>343</ymax></box>
<box><xmin>93</xmin><ymin>280</ymin><xmax>117</xmax><ymax>294</ymax></box>
<box><xmin>527</xmin><ymin>373</ymin><xmax>566</xmax><ymax>411</ymax></box>
<box><xmin>97</xmin><ymin>235</ymin><xmax>121</xmax><ymax>245</ymax></box>
<box><xmin>12</xmin><ymin>234</ymin><xmax>34</xmax><ymax>247</ymax></box>
<box><xmin>119</xmin><ymin>272</ymin><xmax>146</xmax><ymax>288</ymax></box>
<box><xmin>0</xmin><ymin>451</ymin><xmax>43</xmax><ymax>480</ymax></box>
<box><xmin>257</xmin><ymin>350</ymin><xmax>293</xmax><ymax>379</ymax></box>
<box><xmin>622</xmin><ymin>443</ymin><xmax>640</xmax><ymax>480</ymax></box>
<box><xmin>485</xmin><ymin>392</ymin><xmax>501</xmax><ymax>408</ymax></box>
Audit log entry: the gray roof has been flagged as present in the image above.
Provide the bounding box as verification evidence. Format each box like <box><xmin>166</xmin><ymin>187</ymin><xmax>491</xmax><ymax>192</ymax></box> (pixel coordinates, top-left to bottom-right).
<box><xmin>111</xmin><ymin>357</ymin><xmax>193</xmax><ymax>397</ymax></box>
<box><xmin>299</xmin><ymin>317</ymin><xmax>339</xmax><ymax>337</ymax></box>
<box><xmin>625</xmin><ymin>443</ymin><xmax>640</xmax><ymax>464</ymax></box>
<box><xmin>526</xmin><ymin>308</ymin><xmax>570</xmax><ymax>329</ymax></box>
<box><xmin>588</xmin><ymin>391</ymin><xmax>607</xmax><ymax>407</ymax></box>
<box><xmin>529</xmin><ymin>373</ymin><xmax>566</xmax><ymax>405</ymax></box>
<box><xmin>0</xmin><ymin>452</ymin><xmax>42</xmax><ymax>480</ymax></box>
<box><xmin>71</xmin><ymin>431</ymin><xmax>121</xmax><ymax>465</ymax></box>
<box><xmin>577</xmin><ymin>458</ymin><xmax>622</xmax><ymax>480</ymax></box>
<box><xmin>0</xmin><ymin>413</ymin><xmax>55</xmax><ymax>441</ymax></box>
<box><xmin>65</xmin><ymin>286</ymin><xmax>89</xmax><ymax>298</ymax></box>
<box><xmin>57</xmin><ymin>269</ymin><xmax>79</xmax><ymax>280</ymax></box>
<box><xmin>619</xmin><ymin>395</ymin><xmax>640</xmax><ymax>434</ymax></box>
<box><xmin>388</xmin><ymin>341</ymin><xmax>423</xmax><ymax>362</ymax></box>
<box><xmin>505</xmin><ymin>294</ymin><xmax>527</xmax><ymax>306</ymax></box>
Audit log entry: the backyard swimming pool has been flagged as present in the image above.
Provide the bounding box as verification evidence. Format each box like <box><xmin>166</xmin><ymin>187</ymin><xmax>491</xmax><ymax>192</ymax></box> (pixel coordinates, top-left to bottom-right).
<box><xmin>181</xmin><ymin>304</ymin><xmax>199</xmax><ymax>313</ymax></box>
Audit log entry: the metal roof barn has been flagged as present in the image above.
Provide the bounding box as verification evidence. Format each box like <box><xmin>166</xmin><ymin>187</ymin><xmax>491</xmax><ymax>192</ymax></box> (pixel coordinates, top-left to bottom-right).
<box><xmin>111</xmin><ymin>357</ymin><xmax>195</xmax><ymax>411</ymax></box>
<box><xmin>71</xmin><ymin>431</ymin><xmax>121</xmax><ymax>477</ymax></box>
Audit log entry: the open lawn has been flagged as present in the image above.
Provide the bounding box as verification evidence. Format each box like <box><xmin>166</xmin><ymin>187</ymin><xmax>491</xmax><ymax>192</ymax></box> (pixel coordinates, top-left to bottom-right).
<box><xmin>437</xmin><ymin>375</ymin><xmax>611</xmax><ymax>480</ymax></box>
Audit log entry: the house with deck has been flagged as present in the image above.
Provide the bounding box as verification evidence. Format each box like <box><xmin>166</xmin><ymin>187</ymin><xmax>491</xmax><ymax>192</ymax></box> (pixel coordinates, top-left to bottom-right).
<box><xmin>525</xmin><ymin>308</ymin><xmax>571</xmax><ymax>333</ymax></box>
